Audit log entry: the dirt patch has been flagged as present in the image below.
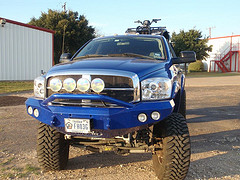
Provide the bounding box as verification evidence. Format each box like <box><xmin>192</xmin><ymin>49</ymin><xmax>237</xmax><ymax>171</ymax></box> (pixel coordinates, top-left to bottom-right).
<box><xmin>0</xmin><ymin>96</ymin><xmax>27</xmax><ymax>107</ymax></box>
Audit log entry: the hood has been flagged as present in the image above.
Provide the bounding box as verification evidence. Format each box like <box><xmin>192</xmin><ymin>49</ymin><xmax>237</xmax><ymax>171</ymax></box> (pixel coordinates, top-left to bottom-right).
<box><xmin>47</xmin><ymin>57</ymin><xmax>168</xmax><ymax>79</ymax></box>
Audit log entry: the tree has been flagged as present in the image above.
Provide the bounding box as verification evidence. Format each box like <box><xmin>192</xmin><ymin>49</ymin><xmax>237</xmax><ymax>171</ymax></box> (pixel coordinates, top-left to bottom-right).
<box><xmin>29</xmin><ymin>9</ymin><xmax>95</xmax><ymax>64</ymax></box>
<box><xmin>171</xmin><ymin>29</ymin><xmax>212</xmax><ymax>60</ymax></box>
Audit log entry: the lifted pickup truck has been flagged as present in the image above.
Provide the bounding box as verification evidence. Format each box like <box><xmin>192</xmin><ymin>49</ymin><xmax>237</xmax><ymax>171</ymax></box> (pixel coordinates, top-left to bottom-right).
<box><xmin>26</xmin><ymin>19</ymin><xmax>196</xmax><ymax>180</ymax></box>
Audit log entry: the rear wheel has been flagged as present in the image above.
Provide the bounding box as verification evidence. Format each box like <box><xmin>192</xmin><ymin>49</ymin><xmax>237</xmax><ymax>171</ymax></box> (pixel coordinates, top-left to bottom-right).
<box><xmin>152</xmin><ymin>113</ymin><xmax>191</xmax><ymax>180</ymax></box>
<box><xmin>37</xmin><ymin>122</ymin><xmax>69</xmax><ymax>170</ymax></box>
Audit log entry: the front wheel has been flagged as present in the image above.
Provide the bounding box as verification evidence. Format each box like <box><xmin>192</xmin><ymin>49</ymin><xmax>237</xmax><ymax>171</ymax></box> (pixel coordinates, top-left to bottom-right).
<box><xmin>152</xmin><ymin>113</ymin><xmax>191</xmax><ymax>180</ymax></box>
<box><xmin>37</xmin><ymin>122</ymin><xmax>70</xmax><ymax>171</ymax></box>
<box><xmin>179</xmin><ymin>90</ymin><xmax>186</xmax><ymax>118</ymax></box>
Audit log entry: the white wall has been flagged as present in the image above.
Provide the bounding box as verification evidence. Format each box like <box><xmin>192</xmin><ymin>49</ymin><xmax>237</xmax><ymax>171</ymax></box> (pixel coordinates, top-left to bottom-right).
<box><xmin>206</xmin><ymin>36</ymin><xmax>240</xmax><ymax>72</ymax></box>
<box><xmin>0</xmin><ymin>20</ymin><xmax>53</xmax><ymax>80</ymax></box>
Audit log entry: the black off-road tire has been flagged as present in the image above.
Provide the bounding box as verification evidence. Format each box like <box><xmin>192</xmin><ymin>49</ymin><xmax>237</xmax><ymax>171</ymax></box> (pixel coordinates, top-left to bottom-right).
<box><xmin>179</xmin><ymin>90</ymin><xmax>186</xmax><ymax>118</ymax></box>
<box><xmin>152</xmin><ymin>113</ymin><xmax>191</xmax><ymax>180</ymax></box>
<box><xmin>37</xmin><ymin>122</ymin><xmax>70</xmax><ymax>171</ymax></box>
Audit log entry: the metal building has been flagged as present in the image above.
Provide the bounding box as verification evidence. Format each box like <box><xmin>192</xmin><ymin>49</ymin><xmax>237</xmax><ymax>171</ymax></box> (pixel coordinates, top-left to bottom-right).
<box><xmin>0</xmin><ymin>17</ymin><xmax>54</xmax><ymax>80</ymax></box>
<box><xmin>206</xmin><ymin>35</ymin><xmax>240</xmax><ymax>73</ymax></box>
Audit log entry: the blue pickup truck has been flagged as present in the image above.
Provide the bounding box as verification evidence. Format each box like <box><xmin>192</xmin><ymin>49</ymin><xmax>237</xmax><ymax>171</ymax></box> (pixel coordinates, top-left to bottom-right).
<box><xmin>26</xmin><ymin>19</ymin><xmax>196</xmax><ymax>180</ymax></box>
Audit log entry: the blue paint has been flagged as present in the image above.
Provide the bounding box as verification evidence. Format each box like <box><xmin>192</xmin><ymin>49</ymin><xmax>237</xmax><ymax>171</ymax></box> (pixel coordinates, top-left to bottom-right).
<box><xmin>25</xmin><ymin>95</ymin><xmax>174</xmax><ymax>130</ymax></box>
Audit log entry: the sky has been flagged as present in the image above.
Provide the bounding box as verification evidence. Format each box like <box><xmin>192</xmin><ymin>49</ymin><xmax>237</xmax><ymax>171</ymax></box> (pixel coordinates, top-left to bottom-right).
<box><xmin>1</xmin><ymin>0</ymin><xmax>240</xmax><ymax>38</ymax></box>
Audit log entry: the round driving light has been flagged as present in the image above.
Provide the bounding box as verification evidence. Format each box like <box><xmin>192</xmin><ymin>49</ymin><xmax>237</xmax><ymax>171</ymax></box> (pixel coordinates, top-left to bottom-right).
<box><xmin>151</xmin><ymin>111</ymin><xmax>160</xmax><ymax>120</ymax></box>
<box><xmin>63</xmin><ymin>78</ymin><xmax>76</xmax><ymax>92</ymax></box>
<box><xmin>138</xmin><ymin>113</ymin><xmax>147</xmax><ymax>122</ymax></box>
<box><xmin>77</xmin><ymin>78</ymin><xmax>90</xmax><ymax>92</ymax></box>
<box><xmin>50</xmin><ymin>78</ymin><xmax>62</xmax><ymax>92</ymax></box>
<box><xmin>91</xmin><ymin>78</ymin><xmax>105</xmax><ymax>93</ymax></box>
<box><xmin>34</xmin><ymin>109</ymin><xmax>39</xmax><ymax>117</ymax></box>
<box><xmin>28</xmin><ymin>106</ymin><xmax>33</xmax><ymax>115</ymax></box>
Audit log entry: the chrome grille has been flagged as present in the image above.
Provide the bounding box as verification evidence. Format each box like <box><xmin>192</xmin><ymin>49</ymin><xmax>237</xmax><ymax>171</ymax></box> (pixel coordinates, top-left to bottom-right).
<box><xmin>46</xmin><ymin>75</ymin><xmax>134</xmax><ymax>103</ymax></box>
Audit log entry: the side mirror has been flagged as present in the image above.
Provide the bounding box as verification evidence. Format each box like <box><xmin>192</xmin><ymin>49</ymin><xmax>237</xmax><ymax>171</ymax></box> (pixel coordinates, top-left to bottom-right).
<box><xmin>59</xmin><ymin>53</ymin><xmax>72</xmax><ymax>63</ymax></box>
<box><xmin>172</xmin><ymin>51</ymin><xmax>196</xmax><ymax>64</ymax></box>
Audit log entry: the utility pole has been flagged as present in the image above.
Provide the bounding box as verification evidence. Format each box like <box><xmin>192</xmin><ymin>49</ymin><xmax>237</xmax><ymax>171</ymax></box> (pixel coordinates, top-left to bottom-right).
<box><xmin>207</xmin><ymin>26</ymin><xmax>216</xmax><ymax>38</ymax></box>
<box><xmin>62</xmin><ymin>2</ymin><xmax>67</xmax><ymax>13</ymax></box>
<box><xmin>62</xmin><ymin>25</ymin><xmax>66</xmax><ymax>54</ymax></box>
<box><xmin>62</xmin><ymin>2</ymin><xmax>67</xmax><ymax>54</ymax></box>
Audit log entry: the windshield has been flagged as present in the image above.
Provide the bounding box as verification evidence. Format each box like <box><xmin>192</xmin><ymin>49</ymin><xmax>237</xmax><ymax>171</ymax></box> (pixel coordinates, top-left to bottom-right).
<box><xmin>75</xmin><ymin>36</ymin><xmax>166</xmax><ymax>60</ymax></box>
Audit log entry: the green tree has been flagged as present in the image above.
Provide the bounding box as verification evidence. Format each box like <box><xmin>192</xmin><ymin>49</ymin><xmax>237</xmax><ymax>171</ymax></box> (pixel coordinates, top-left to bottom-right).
<box><xmin>29</xmin><ymin>9</ymin><xmax>95</xmax><ymax>64</ymax></box>
<box><xmin>171</xmin><ymin>29</ymin><xmax>212</xmax><ymax>60</ymax></box>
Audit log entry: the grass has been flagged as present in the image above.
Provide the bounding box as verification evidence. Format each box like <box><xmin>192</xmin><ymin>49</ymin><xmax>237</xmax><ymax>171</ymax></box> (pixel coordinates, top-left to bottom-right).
<box><xmin>186</xmin><ymin>72</ymin><xmax>240</xmax><ymax>78</ymax></box>
<box><xmin>0</xmin><ymin>157</ymin><xmax>15</xmax><ymax>166</ymax></box>
<box><xmin>0</xmin><ymin>81</ymin><xmax>33</xmax><ymax>94</ymax></box>
<box><xmin>25</xmin><ymin>164</ymin><xmax>40</xmax><ymax>174</ymax></box>
<box><xmin>12</xmin><ymin>167</ymin><xmax>24</xmax><ymax>172</ymax></box>
<box><xmin>16</xmin><ymin>164</ymin><xmax>40</xmax><ymax>177</ymax></box>
<box><xmin>3</xmin><ymin>173</ymin><xmax>15</xmax><ymax>179</ymax></box>
<box><xmin>0</xmin><ymin>164</ymin><xmax>41</xmax><ymax>179</ymax></box>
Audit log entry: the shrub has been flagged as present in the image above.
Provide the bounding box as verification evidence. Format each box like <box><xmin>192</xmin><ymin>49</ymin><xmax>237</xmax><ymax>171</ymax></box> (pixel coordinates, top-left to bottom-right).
<box><xmin>188</xmin><ymin>60</ymin><xmax>204</xmax><ymax>72</ymax></box>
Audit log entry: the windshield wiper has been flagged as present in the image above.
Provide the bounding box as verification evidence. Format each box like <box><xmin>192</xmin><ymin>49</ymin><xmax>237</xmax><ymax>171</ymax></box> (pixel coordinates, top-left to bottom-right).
<box><xmin>108</xmin><ymin>53</ymin><xmax>156</xmax><ymax>60</ymax></box>
<box><xmin>73</xmin><ymin>54</ymin><xmax>109</xmax><ymax>60</ymax></box>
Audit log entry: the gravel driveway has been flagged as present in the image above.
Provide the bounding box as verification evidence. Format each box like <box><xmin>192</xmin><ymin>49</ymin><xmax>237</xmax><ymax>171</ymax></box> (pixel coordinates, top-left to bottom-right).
<box><xmin>0</xmin><ymin>76</ymin><xmax>239</xmax><ymax>180</ymax></box>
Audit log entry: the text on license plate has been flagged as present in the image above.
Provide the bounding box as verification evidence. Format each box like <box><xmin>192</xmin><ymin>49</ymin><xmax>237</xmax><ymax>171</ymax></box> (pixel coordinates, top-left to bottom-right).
<box><xmin>64</xmin><ymin>118</ymin><xmax>91</xmax><ymax>133</ymax></box>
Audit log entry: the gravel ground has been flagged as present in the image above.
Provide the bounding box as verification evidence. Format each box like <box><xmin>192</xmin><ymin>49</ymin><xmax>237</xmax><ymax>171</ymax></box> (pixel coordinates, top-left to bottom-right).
<box><xmin>0</xmin><ymin>76</ymin><xmax>239</xmax><ymax>180</ymax></box>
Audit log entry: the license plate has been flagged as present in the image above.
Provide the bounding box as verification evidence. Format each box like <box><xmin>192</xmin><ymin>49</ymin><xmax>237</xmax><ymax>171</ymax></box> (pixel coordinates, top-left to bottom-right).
<box><xmin>64</xmin><ymin>118</ymin><xmax>91</xmax><ymax>133</ymax></box>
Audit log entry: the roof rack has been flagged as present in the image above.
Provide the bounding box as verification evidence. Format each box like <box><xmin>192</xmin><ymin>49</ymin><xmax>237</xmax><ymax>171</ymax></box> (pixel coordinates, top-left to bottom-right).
<box><xmin>125</xmin><ymin>19</ymin><xmax>170</xmax><ymax>41</ymax></box>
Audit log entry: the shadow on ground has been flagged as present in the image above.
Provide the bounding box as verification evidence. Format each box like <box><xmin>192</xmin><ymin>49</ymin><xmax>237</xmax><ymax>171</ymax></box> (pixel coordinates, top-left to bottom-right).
<box><xmin>186</xmin><ymin>128</ymin><xmax>240</xmax><ymax>179</ymax></box>
<box><xmin>67</xmin><ymin>152</ymin><xmax>152</xmax><ymax>170</ymax></box>
<box><xmin>187</xmin><ymin>105</ymin><xmax>240</xmax><ymax>123</ymax></box>
<box><xmin>0</xmin><ymin>96</ymin><xmax>27</xmax><ymax>107</ymax></box>
<box><xmin>186</xmin><ymin>105</ymin><xmax>240</xmax><ymax>179</ymax></box>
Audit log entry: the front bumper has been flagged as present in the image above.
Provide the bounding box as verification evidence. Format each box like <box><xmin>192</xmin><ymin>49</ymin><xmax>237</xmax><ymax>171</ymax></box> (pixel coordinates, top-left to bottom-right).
<box><xmin>25</xmin><ymin>94</ymin><xmax>175</xmax><ymax>138</ymax></box>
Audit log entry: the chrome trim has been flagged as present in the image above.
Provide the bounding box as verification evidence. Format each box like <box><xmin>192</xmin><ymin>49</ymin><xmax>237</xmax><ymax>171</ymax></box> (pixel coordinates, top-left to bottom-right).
<box><xmin>46</xmin><ymin>69</ymin><xmax>137</xmax><ymax>78</ymax></box>
<box><xmin>44</xmin><ymin>77</ymin><xmax>47</xmax><ymax>99</ymax></box>
<box><xmin>34</xmin><ymin>75</ymin><xmax>47</xmax><ymax>99</ymax></box>
<box><xmin>82</xmin><ymin>74</ymin><xmax>91</xmax><ymax>81</ymax></box>
<box><xmin>47</xmin><ymin>87</ymin><xmax>134</xmax><ymax>91</ymax></box>
<box><xmin>104</xmin><ymin>88</ymin><xmax>134</xmax><ymax>91</ymax></box>
<box><xmin>81</xmin><ymin>74</ymin><xmax>91</xmax><ymax>104</ymax></box>
<box><xmin>47</xmin><ymin>86</ymin><xmax>67</xmax><ymax>90</ymax></box>
<box><xmin>51</xmin><ymin>101</ymin><xmax>122</xmax><ymax>108</ymax></box>
<box><xmin>46</xmin><ymin>69</ymin><xmax>140</xmax><ymax>102</ymax></box>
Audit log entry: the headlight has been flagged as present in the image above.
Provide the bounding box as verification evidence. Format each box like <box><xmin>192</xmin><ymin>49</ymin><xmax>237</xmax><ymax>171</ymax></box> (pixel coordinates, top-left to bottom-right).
<box><xmin>34</xmin><ymin>76</ymin><xmax>45</xmax><ymax>98</ymax></box>
<box><xmin>141</xmin><ymin>78</ymin><xmax>172</xmax><ymax>100</ymax></box>
<box><xmin>63</xmin><ymin>78</ymin><xmax>76</xmax><ymax>92</ymax></box>
<box><xmin>50</xmin><ymin>78</ymin><xmax>62</xmax><ymax>92</ymax></box>
<box><xmin>77</xmin><ymin>78</ymin><xmax>90</xmax><ymax>92</ymax></box>
<box><xmin>91</xmin><ymin>78</ymin><xmax>105</xmax><ymax>93</ymax></box>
